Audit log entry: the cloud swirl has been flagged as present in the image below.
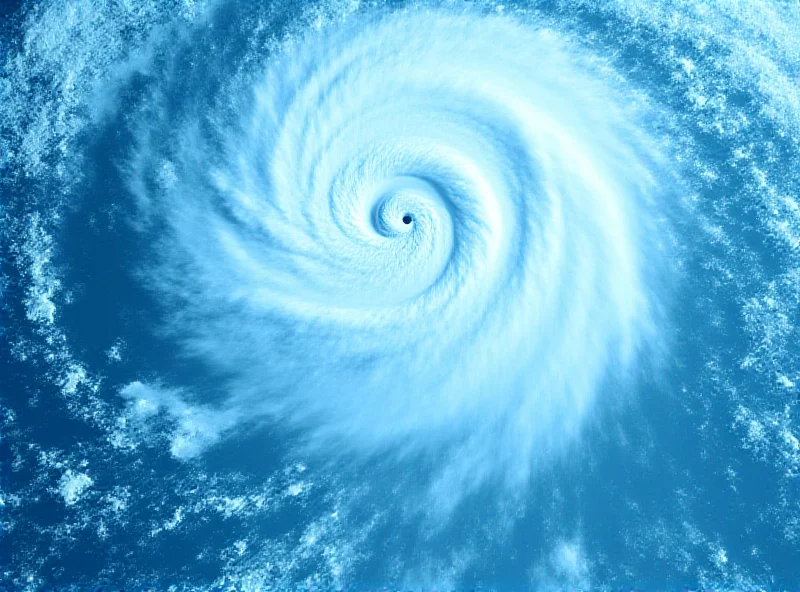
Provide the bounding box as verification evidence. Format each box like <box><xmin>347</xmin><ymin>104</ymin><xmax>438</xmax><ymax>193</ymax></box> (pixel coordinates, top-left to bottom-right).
<box><xmin>127</xmin><ymin>9</ymin><xmax>670</xmax><ymax>495</ymax></box>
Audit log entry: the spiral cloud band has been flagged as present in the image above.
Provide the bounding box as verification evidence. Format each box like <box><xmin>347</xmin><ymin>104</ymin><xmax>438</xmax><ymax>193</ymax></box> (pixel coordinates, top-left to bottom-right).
<box><xmin>130</xmin><ymin>9</ymin><xmax>668</xmax><ymax>492</ymax></box>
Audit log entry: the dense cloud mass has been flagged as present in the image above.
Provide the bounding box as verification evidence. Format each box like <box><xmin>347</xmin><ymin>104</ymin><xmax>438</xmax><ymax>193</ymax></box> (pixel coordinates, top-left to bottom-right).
<box><xmin>1</xmin><ymin>1</ymin><xmax>799</xmax><ymax>590</ymax></box>
<box><xmin>125</xmin><ymin>9</ymin><xmax>671</xmax><ymax>493</ymax></box>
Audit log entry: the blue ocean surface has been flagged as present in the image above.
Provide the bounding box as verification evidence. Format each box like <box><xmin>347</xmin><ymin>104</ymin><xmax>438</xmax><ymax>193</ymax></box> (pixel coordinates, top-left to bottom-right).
<box><xmin>1</xmin><ymin>0</ymin><xmax>799</xmax><ymax>590</ymax></box>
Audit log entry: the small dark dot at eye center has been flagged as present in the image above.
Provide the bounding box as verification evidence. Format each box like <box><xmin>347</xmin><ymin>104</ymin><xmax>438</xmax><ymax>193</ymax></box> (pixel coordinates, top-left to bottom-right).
<box><xmin>402</xmin><ymin>215</ymin><xmax>413</xmax><ymax>225</ymax></box>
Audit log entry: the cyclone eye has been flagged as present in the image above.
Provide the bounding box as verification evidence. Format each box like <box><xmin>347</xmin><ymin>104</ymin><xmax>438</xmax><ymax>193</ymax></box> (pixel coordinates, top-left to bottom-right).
<box><xmin>402</xmin><ymin>214</ymin><xmax>413</xmax><ymax>225</ymax></box>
